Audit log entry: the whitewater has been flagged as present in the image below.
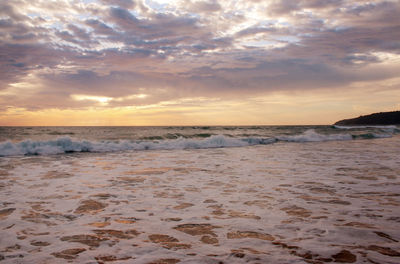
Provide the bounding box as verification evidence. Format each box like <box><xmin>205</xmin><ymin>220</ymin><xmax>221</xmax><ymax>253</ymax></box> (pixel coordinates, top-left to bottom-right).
<box><xmin>0</xmin><ymin>126</ymin><xmax>400</xmax><ymax>263</ymax></box>
<box><xmin>0</xmin><ymin>126</ymin><xmax>397</xmax><ymax>156</ymax></box>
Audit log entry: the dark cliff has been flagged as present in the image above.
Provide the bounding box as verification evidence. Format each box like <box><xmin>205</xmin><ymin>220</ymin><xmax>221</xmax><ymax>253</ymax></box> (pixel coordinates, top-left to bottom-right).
<box><xmin>334</xmin><ymin>111</ymin><xmax>400</xmax><ymax>125</ymax></box>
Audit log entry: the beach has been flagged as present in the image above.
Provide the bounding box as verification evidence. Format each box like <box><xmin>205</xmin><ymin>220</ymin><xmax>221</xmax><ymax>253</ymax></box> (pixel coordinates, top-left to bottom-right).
<box><xmin>2</xmin><ymin>0</ymin><xmax>400</xmax><ymax>262</ymax></box>
<box><xmin>0</xmin><ymin>127</ymin><xmax>400</xmax><ymax>263</ymax></box>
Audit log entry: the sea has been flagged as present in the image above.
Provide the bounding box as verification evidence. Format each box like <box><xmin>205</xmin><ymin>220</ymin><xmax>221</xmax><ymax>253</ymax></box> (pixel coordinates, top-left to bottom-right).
<box><xmin>0</xmin><ymin>126</ymin><xmax>399</xmax><ymax>263</ymax></box>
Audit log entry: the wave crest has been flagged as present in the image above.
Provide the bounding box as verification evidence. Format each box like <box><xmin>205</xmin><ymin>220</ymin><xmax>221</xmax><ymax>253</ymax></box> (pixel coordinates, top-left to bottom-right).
<box><xmin>0</xmin><ymin>129</ymin><xmax>393</xmax><ymax>157</ymax></box>
<box><xmin>0</xmin><ymin>135</ymin><xmax>260</xmax><ymax>157</ymax></box>
<box><xmin>277</xmin><ymin>129</ymin><xmax>353</xmax><ymax>142</ymax></box>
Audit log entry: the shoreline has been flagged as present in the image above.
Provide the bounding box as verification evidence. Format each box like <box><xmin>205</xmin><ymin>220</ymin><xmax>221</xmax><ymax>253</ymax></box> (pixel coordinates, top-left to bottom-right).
<box><xmin>1</xmin><ymin>138</ymin><xmax>400</xmax><ymax>263</ymax></box>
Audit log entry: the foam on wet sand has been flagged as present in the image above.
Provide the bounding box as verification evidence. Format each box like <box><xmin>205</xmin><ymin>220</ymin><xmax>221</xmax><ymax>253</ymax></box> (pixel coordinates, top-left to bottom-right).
<box><xmin>1</xmin><ymin>137</ymin><xmax>400</xmax><ymax>263</ymax></box>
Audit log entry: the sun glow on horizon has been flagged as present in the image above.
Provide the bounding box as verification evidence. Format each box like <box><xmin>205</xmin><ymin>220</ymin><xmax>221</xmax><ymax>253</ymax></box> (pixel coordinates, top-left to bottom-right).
<box><xmin>2</xmin><ymin>86</ymin><xmax>399</xmax><ymax>126</ymax></box>
<box><xmin>70</xmin><ymin>93</ymin><xmax>149</xmax><ymax>106</ymax></box>
<box><xmin>71</xmin><ymin>94</ymin><xmax>113</xmax><ymax>105</ymax></box>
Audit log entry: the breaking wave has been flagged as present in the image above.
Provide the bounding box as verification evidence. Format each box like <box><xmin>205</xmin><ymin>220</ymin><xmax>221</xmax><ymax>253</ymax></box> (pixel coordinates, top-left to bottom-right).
<box><xmin>334</xmin><ymin>125</ymin><xmax>398</xmax><ymax>130</ymax></box>
<box><xmin>0</xmin><ymin>130</ymin><xmax>393</xmax><ymax>157</ymax></box>
<box><xmin>277</xmin><ymin>129</ymin><xmax>353</xmax><ymax>142</ymax></box>
<box><xmin>0</xmin><ymin>135</ymin><xmax>258</xmax><ymax>156</ymax></box>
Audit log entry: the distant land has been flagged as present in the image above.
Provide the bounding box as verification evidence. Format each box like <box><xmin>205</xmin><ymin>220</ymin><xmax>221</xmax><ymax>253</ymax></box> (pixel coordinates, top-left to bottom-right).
<box><xmin>334</xmin><ymin>111</ymin><xmax>400</xmax><ymax>125</ymax></box>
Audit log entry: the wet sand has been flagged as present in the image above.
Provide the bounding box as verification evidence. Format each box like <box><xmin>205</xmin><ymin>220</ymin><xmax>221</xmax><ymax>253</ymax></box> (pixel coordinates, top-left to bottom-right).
<box><xmin>1</xmin><ymin>137</ymin><xmax>400</xmax><ymax>263</ymax></box>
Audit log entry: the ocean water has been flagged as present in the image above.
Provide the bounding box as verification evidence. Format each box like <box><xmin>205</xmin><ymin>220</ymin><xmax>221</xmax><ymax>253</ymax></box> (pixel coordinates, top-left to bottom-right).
<box><xmin>0</xmin><ymin>126</ymin><xmax>400</xmax><ymax>263</ymax></box>
<box><xmin>0</xmin><ymin>125</ymin><xmax>397</xmax><ymax>156</ymax></box>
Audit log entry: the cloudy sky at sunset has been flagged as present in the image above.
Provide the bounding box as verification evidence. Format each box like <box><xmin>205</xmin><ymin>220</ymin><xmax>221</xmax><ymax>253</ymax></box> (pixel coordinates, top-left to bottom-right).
<box><xmin>1</xmin><ymin>0</ymin><xmax>399</xmax><ymax>125</ymax></box>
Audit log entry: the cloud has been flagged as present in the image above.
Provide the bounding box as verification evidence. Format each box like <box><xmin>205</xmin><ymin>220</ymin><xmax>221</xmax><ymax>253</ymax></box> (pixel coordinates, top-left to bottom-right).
<box><xmin>100</xmin><ymin>0</ymin><xmax>136</xmax><ymax>9</ymax></box>
<box><xmin>186</xmin><ymin>0</ymin><xmax>221</xmax><ymax>13</ymax></box>
<box><xmin>0</xmin><ymin>0</ymin><xmax>399</xmax><ymax>117</ymax></box>
<box><xmin>267</xmin><ymin>0</ymin><xmax>343</xmax><ymax>15</ymax></box>
<box><xmin>85</xmin><ymin>19</ymin><xmax>117</xmax><ymax>36</ymax></box>
<box><xmin>0</xmin><ymin>42</ymin><xmax>64</xmax><ymax>89</ymax></box>
<box><xmin>0</xmin><ymin>2</ymin><xmax>27</xmax><ymax>21</ymax></box>
<box><xmin>109</xmin><ymin>6</ymin><xmax>139</xmax><ymax>28</ymax></box>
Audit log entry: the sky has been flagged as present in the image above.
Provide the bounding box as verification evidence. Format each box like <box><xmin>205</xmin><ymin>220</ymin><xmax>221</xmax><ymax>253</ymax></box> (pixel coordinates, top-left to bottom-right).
<box><xmin>0</xmin><ymin>0</ymin><xmax>399</xmax><ymax>125</ymax></box>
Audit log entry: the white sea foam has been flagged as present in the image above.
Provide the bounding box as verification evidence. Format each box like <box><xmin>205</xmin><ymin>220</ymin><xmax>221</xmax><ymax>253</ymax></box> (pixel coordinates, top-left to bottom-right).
<box><xmin>2</xmin><ymin>134</ymin><xmax>399</xmax><ymax>263</ymax></box>
<box><xmin>370</xmin><ymin>133</ymin><xmax>392</xmax><ymax>139</ymax></box>
<box><xmin>0</xmin><ymin>135</ymin><xmax>256</xmax><ymax>157</ymax></box>
<box><xmin>334</xmin><ymin>125</ymin><xmax>398</xmax><ymax>130</ymax></box>
<box><xmin>277</xmin><ymin>129</ymin><xmax>353</xmax><ymax>142</ymax></box>
<box><xmin>0</xmin><ymin>130</ymin><xmax>393</xmax><ymax>156</ymax></box>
